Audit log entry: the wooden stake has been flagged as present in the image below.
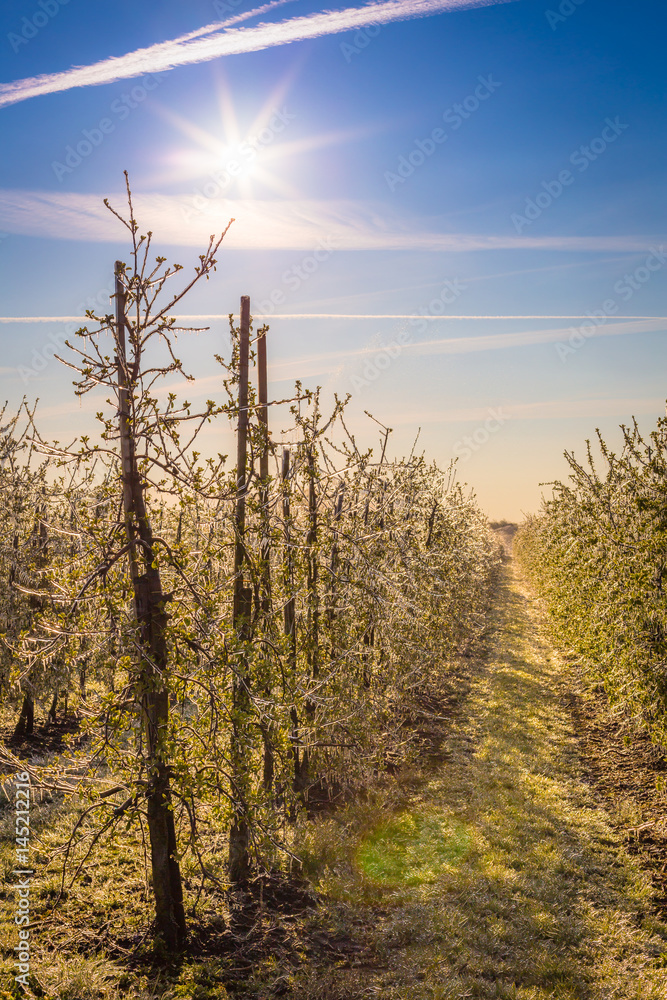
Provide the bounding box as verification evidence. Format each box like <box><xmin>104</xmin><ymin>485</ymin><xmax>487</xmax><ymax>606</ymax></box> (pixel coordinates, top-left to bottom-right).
<box><xmin>282</xmin><ymin>448</ymin><xmax>301</xmax><ymax>803</ymax></box>
<box><xmin>257</xmin><ymin>327</ymin><xmax>269</xmax><ymax>489</ymax></box>
<box><xmin>256</xmin><ymin>325</ymin><xmax>274</xmax><ymax>791</ymax></box>
<box><xmin>229</xmin><ymin>295</ymin><xmax>252</xmax><ymax>885</ymax></box>
<box><xmin>257</xmin><ymin>324</ymin><xmax>271</xmax><ymax>611</ymax></box>
<box><xmin>282</xmin><ymin>448</ymin><xmax>295</xmax><ymax>652</ymax></box>
<box><xmin>233</xmin><ymin>295</ymin><xmax>250</xmax><ymax>608</ymax></box>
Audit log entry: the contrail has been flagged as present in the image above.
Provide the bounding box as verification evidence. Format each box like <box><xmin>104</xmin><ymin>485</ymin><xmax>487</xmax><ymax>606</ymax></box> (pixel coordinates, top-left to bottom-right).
<box><xmin>0</xmin><ymin>0</ymin><xmax>518</xmax><ymax>108</ymax></box>
<box><xmin>1</xmin><ymin>315</ymin><xmax>665</xmax><ymax>323</ymax></box>
<box><xmin>183</xmin><ymin>314</ymin><xmax>667</xmax><ymax>321</ymax></box>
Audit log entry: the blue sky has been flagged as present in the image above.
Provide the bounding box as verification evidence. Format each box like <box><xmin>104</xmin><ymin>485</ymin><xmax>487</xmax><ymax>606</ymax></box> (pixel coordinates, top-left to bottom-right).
<box><xmin>0</xmin><ymin>0</ymin><xmax>665</xmax><ymax>519</ymax></box>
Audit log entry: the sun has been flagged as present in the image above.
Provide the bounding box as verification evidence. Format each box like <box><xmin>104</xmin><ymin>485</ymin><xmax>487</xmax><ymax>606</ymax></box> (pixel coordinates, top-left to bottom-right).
<box><xmin>144</xmin><ymin>64</ymin><xmax>303</xmax><ymax>199</ymax></box>
<box><xmin>144</xmin><ymin>61</ymin><xmax>378</xmax><ymax>201</ymax></box>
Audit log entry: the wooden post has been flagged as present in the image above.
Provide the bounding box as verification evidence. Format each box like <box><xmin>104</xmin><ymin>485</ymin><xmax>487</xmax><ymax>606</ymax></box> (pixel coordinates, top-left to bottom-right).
<box><xmin>257</xmin><ymin>326</ymin><xmax>271</xmax><ymax>608</ymax></box>
<box><xmin>256</xmin><ymin>325</ymin><xmax>274</xmax><ymax>791</ymax></box>
<box><xmin>257</xmin><ymin>328</ymin><xmax>269</xmax><ymax>509</ymax></box>
<box><xmin>425</xmin><ymin>500</ymin><xmax>438</xmax><ymax>548</ymax></box>
<box><xmin>229</xmin><ymin>295</ymin><xmax>253</xmax><ymax>885</ymax></box>
<box><xmin>296</xmin><ymin>443</ymin><xmax>319</xmax><ymax>799</ymax></box>
<box><xmin>281</xmin><ymin>448</ymin><xmax>301</xmax><ymax>800</ymax></box>
<box><xmin>306</xmin><ymin>447</ymin><xmax>319</xmax><ymax>702</ymax></box>
<box><xmin>327</xmin><ymin>483</ymin><xmax>345</xmax><ymax>669</ymax></box>
<box><xmin>281</xmin><ymin>449</ymin><xmax>295</xmax><ymax>649</ymax></box>
<box><xmin>232</xmin><ymin>295</ymin><xmax>250</xmax><ymax>605</ymax></box>
<box><xmin>361</xmin><ymin>472</ymin><xmax>374</xmax><ymax>689</ymax></box>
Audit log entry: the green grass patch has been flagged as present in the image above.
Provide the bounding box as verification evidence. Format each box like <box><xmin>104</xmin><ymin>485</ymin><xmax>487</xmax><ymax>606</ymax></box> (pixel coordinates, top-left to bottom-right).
<box><xmin>356</xmin><ymin>810</ymin><xmax>470</xmax><ymax>887</ymax></box>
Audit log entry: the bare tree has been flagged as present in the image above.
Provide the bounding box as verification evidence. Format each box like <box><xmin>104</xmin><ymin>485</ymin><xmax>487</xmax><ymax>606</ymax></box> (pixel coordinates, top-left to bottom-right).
<box><xmin>43</xmin><ymin>173</ymin><xmax>233</xmax><ymax>947</ymax></box>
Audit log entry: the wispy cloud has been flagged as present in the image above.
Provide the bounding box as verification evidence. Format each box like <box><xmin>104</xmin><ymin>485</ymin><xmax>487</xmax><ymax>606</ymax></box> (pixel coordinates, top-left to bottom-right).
<box><xmin>0</xmin><ymin>188</ymin><xmax>663</xmax><ymax>252</ymax></box>
<box><xmin>33</xmin><ymin>387</ymin><xmax>664</xmax><ymax>429</ymax></box>
<box><xmin>399</xmin><ymin>318</ymin><xmax>667</xmax><ymax>355</ymax></box>
<box><xmin>3</xmin><ymin>316</ymin><xmax>662</xmax><ymax>356</ymax></box>
<box><xmin>0</xmin><ymin>0</ymin><xmax>518</xmax><ymax>109</ymax></box>
<box><xmin>112</xmin><ymin>317</ymin><xmax>664</xmax><ymax>396</ymax></box>
<box><xmin>256</xmin><ymin>319</ymin><xmax>667</xmax><ymax>383</ymax></box>
<box><xmin>389</xmin><ymin>397</ymin><xmax>666</xmax><ymax>424</ymax></box>
<box><xmin>0</xmin><ymin>316</ymin><xmax>90</xmax><ymax>323</ymax></box>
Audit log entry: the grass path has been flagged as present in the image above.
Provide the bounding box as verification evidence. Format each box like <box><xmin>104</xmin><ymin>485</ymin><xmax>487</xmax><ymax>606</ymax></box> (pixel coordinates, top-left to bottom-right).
<box><xmin>297</xmin><ymin>555</ymin><xmax>667</xmax><ymax>999</ymax></box>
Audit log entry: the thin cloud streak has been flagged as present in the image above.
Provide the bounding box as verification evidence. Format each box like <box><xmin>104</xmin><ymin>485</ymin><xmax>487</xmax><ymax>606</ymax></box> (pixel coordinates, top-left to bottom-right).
<box><xmin>0</xmin><ymin>317</ymin><xmax>93</xmax><ymax>323</ymax></box>
<box><xmin>0</xmin><ymin>0</ymin><xmax>518</xmax><ymax>108</ymax></box>
<box><xmin>390</xmin><ymin>397</ymin><xmax>666</xmax><ymax>424</ymax></box>
<box><xmin>34</xmin><ymin>391</ymin><xmax>664</xmax><ymax>426</ymax></box>
<box><xmin>145</xmin><ymin>317</ymin><xmax>666</xmax><ymax>398</ymax></box>
<box><xmin>259</xmin><ymin>318</ymin><xmax>667</xmax><ymax>379</ymax></box>
<box><xmin>0</xmin><ymin>189</ymin><xmax>663</xmax><ymax>253</ymax></box>
<box><xmin>183</xmin><ymin>313</ymin><xmax>667</xmax><ymax>320</ymax></box>
<box><xmin>2</xmin><ymin>315</ymin><xmax>665</xmax><ymax>323</ymax></box>
<box><xmin>159</xmin><ymin>368</ymin><xmax>666</xmax><ymax>424</ymax></box>
<box><xmin>402</xmin><ymin>318</ymin><xmax>667</xmax><ymax>356</ymax></box>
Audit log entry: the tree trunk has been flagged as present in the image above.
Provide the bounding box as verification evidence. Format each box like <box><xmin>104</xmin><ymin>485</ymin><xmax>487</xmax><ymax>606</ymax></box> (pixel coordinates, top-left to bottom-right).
<box><xmin>79</xmin><ymin>658</ymin><xmax>87</xmax><ymax>702</ymax></box>
<box><xmin>14</xmin><ymin>693</ymin><xmax>34</xmax><ymax>738</ymax></box>
<box><xmin>115</xmin><ymin>263</ymin><xmax>186</xmax><ymax>948</ymax></box>
<box><xmin>15</xmin><ymin>513</ymin><xmax>49</xmax><ymax>739</ymax></box>
<box><xmin>362</xmin><ymin>626</ymin><xmax>374</xmax><ymax>689</ymax></box>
